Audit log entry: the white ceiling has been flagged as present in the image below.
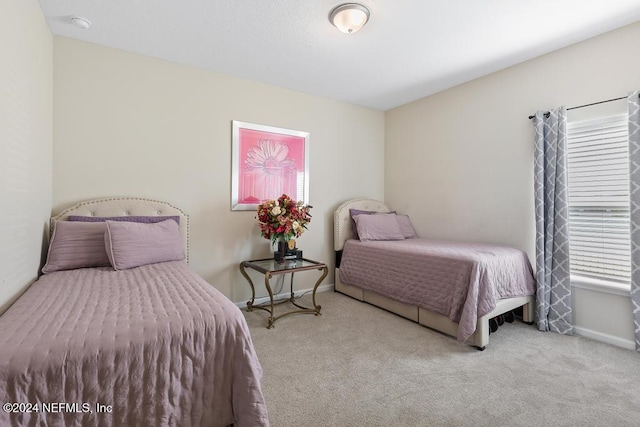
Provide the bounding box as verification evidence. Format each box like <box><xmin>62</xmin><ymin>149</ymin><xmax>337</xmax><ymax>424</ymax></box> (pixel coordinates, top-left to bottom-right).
<box><xmin>38</xmin><ymin>0</ymin><xmax>640</xmax><ymax>111</ymax></box>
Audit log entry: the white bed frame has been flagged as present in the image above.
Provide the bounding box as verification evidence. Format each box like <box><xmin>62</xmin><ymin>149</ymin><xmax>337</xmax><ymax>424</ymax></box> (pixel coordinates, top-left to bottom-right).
<box><xmin>50</xmin><ymin>197</ymin><xmax>190</xmax><ymax>261</ymax></box>
<box><xmin>334</xmin><ymin>198</ymin><xmax>534</xmax><ymax>350</ymax></box>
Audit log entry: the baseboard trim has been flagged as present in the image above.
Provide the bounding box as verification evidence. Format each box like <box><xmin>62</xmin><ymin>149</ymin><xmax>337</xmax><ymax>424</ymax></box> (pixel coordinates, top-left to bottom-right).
<box><xmin>234</xmin><ymin>283</ymin><xmax>335</xmax><ymax>309</ymax></box>
<box><xmin>573</xmin><ymin>325</ymin><xmax>635</xmax><ymax>350</ymax></box>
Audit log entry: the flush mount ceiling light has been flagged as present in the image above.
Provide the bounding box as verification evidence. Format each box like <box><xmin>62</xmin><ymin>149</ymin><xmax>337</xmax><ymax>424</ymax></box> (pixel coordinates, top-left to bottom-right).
<box><xmin>329</xmin><ymin>3</ymin><xmax>370</xmax><ymax>34</ymax></box>
<box><xmin>70</xmin><ymin>16</ymin><xmax>91</xmax><ymax>30</ymax></box>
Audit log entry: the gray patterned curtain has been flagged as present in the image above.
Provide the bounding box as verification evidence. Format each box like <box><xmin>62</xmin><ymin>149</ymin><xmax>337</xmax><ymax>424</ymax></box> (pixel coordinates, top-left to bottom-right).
<box><xmin>533</xmin><ymin>107</ymin><xmax>573</xmax><ymax>334</ymax></box>
<box><xmin>628</xmin><ymin>91</ymin><xmax>640</xmax><ymax>352</ymax></box>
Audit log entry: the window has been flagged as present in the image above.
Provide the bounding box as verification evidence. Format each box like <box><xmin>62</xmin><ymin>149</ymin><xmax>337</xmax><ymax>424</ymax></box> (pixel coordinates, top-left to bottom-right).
<box><xmin>566</xmin><ymin>113</ymin><xmax>630</xmax><ymax>285</ymax></box>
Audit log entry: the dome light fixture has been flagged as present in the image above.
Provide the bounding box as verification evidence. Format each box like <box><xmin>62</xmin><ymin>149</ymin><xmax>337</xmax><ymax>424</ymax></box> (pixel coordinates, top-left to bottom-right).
<box><xmin>329</xmin><ymin>3</ymin><xmax>370</xmax><ymax>34</ymax></box>
<box><xmin>70</xmin><ymin>16</ymin><xmax>91</xmax><ymax>30</ymax></box>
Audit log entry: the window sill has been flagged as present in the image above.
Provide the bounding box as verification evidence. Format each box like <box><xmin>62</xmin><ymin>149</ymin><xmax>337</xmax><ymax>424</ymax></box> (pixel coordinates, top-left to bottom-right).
<box><xmin>570</xmin><ymin>275</ymin><xmax>630</xmax><ymax>297</ymax></box>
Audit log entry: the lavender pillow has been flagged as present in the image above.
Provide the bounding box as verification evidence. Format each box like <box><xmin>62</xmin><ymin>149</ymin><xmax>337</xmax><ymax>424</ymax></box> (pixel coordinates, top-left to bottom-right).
<box><xmin>354</xmin><ymin>213</ymin><xmax>405</xmax><ymax>241</ymax></box>
<box><xmin>349</xmin><ymin>209</ymin><xmax>396</xmax><ymax>240</ymax></box>
<box><xmin>396</xmin><ymin>214</ymin><xmax>418</xmax><ymax>239</ymax></box>
<box><xmin>42</xmin><ymin>221</ymin><xmax>111</xmax><ymax>274</ymax></box>
<box><xmin>104</xmin><ymin>219</ymin><xmax>185</xmax><ymax>270</ymax></box>
<box><xmin>349</xmin><ymin>209</ymin><xmax>376</xmax><ymax>240</ymax></box>
<box><xmin>68</xmin><ymin>215</ymin><xmax>180</xmax><ymax>225</ymax></box>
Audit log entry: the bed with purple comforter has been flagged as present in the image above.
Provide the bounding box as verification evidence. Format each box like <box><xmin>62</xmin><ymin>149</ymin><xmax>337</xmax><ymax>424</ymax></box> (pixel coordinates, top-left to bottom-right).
<box><xmin>339</xmin><ymin>239</ymin><xmax>535</xmax><ymax>342</ymax></box>
<box><xmin>0</xmin><ymin>197</ymin><xmax>268</xmax><ymax>426</ymax></box>
<box><xmin>0</xmin><ymin>260</ymin><xmax>268</xmax><ymax>426</ymax></box>
<box><xmin>334</xmin><ymin>198</ymin><xmax>536</xmax><ymax>349</ymax></box>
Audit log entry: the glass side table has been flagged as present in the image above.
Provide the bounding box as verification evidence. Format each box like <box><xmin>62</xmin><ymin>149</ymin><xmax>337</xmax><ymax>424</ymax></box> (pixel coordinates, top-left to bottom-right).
<box><xmin>239</xmin><ymin>258</ymin><xmax>328</xmax><ymax>329</ymax></box>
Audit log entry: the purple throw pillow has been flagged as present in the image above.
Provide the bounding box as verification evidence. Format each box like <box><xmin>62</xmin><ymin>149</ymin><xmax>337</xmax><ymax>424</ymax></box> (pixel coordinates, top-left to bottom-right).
<box><xmin>396</xmin><ymin>214</ymin><xmax>418</xmax><ymax>239</ymax></box>
<box><xmin>104</xmin><ymin>219</ymin><xmax>185</xmax><ymax>270</ymax></box>
<box><xmin>68</xmin><ymin>215</ymin><xmax>180</xmax><ymax>225</ymax></box>
<box><xmin>354</xmin><ymin>214</ymin><xmax>405</xmax><ymax>241</ymax></box>
<box><xmin>42</xmin><ymin>221</ymin><xmax>111</xmax><ymax>274</ymax></box>
<box><xmin>349</xmin><ymin>208</ymin><xmax>396</xmax><ymax>240</ymax></box>
<box><xmin>349</xmin><ymin>209</ymin><xmax>378</xmax><ymax>240</ymax></box>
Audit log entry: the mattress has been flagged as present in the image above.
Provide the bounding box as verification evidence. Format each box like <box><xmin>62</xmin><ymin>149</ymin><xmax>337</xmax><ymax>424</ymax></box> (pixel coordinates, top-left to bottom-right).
<box><xmin>339</xmin><ymin>239</ymin><xmax>535</xmax><ymax>342</ymax></box>
<box><xmin>0</xmin><ymin>261</ymin><xmax>268</xmax><ymax>426</ymax></box>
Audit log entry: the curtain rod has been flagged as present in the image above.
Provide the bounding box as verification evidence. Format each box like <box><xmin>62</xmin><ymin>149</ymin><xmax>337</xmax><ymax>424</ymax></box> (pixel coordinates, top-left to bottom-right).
<box><xmin>527</xmin><ymin>94</ymin><xmax>638</xmax><ymax>120</ymax></box>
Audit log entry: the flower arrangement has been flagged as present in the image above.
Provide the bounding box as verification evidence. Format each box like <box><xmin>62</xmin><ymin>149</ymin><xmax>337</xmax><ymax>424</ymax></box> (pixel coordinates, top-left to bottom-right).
<box><xmin>257</xmin><ymin>194</ymin><xmax>312</xmax><ymax>245</ymax></box>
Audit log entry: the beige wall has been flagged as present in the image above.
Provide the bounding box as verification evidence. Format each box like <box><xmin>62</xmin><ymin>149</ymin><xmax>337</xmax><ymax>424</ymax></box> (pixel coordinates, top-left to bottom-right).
<box><xmin>385</xmin><ymin>22</ymin><xmax>640</xmax><ymax>347</ymax></box>
<box><xmin>0</xmin><ymin>0</ymin><xmax>52</xmax><ymax>312</ymax></box>
<box><xmin>53</xmin><ymin>37</ymin><xmax>385</xmax><ymax>302</ymax></box>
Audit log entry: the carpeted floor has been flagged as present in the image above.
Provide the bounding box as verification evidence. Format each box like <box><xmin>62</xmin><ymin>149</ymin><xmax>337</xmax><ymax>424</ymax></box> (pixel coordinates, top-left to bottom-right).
<box><xmin>243</xmin><ymin>291</ymin><xmax>640</xmax><ymax>427</ymax></box>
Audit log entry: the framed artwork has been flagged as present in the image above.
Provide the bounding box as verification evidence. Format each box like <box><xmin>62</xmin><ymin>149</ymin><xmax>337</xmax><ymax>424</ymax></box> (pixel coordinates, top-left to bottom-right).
<box><xmin>231</xmin><ymin>121</ymin><xmax>310</xmax><ymax>211</ymax></box>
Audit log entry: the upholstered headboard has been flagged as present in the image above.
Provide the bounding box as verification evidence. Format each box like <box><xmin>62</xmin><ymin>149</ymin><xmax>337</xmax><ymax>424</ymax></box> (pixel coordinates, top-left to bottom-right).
<box><xmin>334</xmin><ymin>198</ymin><xmax>391</xmax><ymax>251</ymax></box>
<box><xmin>50</xmin><ymin>197</ymin><xmax>190</xmax><ymax>261</ymax></box>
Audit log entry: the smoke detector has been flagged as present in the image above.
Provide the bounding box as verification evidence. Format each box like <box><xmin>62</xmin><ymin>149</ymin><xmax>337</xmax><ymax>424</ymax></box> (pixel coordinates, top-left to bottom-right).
<box><xmin>70</xmin><ymin>16</ymin><xmax>91</xmax><ymax>30</ymax></box>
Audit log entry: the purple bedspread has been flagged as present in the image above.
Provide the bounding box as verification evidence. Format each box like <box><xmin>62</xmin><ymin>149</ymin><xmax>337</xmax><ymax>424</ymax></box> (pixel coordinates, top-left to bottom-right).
<box><xmin>339</xmin><ymin>239</ymin><xmax>535</xmax><ymax>342</ymax></box>
<box><xmin>0</xmin><ymin>261</ymin><xmax>269</xmax><ymax>426</ymax></box>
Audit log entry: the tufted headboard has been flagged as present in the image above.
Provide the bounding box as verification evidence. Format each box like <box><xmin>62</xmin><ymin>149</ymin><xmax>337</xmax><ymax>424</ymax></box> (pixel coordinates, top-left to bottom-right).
<box><xmin>50</xmin><ymin>197</ymin><xmax>190</xmax><ymax>262</ymax></box>
<box><xmin>334</xmin><ymin>198</ymin><xmax>391</xmax><ymax>251</ymax></box>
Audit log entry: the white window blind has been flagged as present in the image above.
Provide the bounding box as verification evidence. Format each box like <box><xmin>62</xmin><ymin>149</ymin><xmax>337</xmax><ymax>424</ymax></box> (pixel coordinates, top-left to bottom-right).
<box><xmin>566</xmin><ymin>113</ymin><xmax>630</xmax><ymax>284</ymax></box>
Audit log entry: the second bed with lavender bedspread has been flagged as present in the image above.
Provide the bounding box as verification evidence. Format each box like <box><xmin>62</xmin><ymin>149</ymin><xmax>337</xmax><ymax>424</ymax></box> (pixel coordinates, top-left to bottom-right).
<box><xmin>339</xmin><ymin>239</ymin><xmax>536</xmax><ymax>342</ymax></box>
